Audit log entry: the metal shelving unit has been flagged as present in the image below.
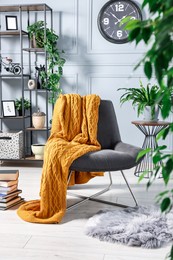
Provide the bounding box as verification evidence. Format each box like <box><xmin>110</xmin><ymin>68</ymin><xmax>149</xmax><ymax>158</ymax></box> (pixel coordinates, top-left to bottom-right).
<box><xmin>0</xmin><ymin>4</ymin><xmax>53</xmax><ymax>161</ymax></box>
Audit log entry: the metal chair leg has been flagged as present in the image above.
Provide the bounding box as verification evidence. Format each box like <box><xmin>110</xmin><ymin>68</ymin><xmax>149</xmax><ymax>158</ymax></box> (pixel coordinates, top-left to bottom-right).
<box><xmin>67</xmin><ymin>171</ymin><xmax>138</xmax><ymax>211</ymax></box>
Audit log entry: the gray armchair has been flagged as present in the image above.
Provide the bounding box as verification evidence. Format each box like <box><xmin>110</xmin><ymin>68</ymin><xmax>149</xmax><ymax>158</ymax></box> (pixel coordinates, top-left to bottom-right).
<box><xmin>67</xmin><ymin>100</ymin><xmax>142</xmax><ymax>210</ymax></box>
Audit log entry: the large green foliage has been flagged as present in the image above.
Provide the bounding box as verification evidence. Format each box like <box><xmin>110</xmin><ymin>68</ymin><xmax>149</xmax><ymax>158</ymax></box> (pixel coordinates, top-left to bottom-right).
<box><xmin>118</xmin><ymin>81</ymin><xmax>162</xmax><ymax>117</ymax></box>
<box><xmin>123</xmin><ymin>0</ymin><xmax>173</xmax><ymax>258</ymax></box>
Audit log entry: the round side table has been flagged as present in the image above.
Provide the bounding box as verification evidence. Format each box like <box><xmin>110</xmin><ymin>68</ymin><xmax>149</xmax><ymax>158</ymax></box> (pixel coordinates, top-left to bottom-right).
<box><xmin>132</xmin><ymin>120</ymin><xmax>170</xmax><ymax>178</ymax></box>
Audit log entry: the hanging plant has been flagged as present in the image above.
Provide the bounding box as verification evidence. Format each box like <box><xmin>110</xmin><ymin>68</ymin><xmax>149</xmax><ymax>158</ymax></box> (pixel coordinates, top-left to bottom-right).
<box><xmin>27</xmin><ymin>21</ymin><xmax>66</xmax><ymax>104</ymax></box>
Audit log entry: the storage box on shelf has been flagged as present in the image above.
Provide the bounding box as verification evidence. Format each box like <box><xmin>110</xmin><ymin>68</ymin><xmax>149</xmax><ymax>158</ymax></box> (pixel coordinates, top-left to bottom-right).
<box><xmin>0</xmin><ymin>131</ymin><xmax>23</xmax><ymax>159</ymax></box>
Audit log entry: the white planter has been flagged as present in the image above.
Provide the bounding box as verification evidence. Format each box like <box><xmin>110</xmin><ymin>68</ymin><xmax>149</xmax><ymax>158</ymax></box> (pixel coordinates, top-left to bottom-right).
<box><xmin>143</xmin><ymin>106</ymin><xmax>159</xmax><ymax>122</ymax></box>
<box><xmin>31</xmin><ymin>144</ymin><xmax>45</xmax><ymax>160</ymax></box>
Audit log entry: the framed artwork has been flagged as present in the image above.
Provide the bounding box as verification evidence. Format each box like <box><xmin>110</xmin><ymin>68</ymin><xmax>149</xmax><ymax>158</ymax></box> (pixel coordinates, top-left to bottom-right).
<box><xmin>2</xmin><ymin>100</ymin><xmax>16</xmax><ymax>117</ymax></box>
<box><xmin>5</xmin><ymin>16</ymin><xmax>18</xmax><ymax>30</ymax></box>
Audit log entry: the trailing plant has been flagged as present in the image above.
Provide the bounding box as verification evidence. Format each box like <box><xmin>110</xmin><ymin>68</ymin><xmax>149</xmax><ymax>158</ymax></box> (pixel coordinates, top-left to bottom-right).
<box><xmin>27</xmin><ymin>21</ymin><xmax>66</xmax><ymax>104</ymax></box>
<box><xmin>122</xmin><ymin>1</ymin><xmax>173</xmax><ymax>258</ymax></box>
<box><xmin>118</xmin><ymin>81</ymin><xmax>162</xmax><ymax>118</ymax></box>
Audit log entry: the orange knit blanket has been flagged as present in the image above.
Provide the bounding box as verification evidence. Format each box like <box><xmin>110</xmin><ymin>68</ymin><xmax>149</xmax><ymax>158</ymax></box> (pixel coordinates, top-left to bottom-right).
<box><xmin>17</xmin><ymin>94</ymin><xmax>103</xmax><ymax>224</ymax></box>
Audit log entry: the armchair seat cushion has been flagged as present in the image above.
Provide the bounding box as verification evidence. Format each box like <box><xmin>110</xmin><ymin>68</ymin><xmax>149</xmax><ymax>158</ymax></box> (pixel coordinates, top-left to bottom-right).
<box><xmin>70</xmin><ymin>142</ymin><xmax>142</xmax><ymax>172</ymax></box>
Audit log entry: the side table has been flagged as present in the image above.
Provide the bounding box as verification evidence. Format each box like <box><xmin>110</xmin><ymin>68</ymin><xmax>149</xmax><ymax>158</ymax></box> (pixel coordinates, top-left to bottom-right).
<box><xmin>132</xmin><ymin>120</ymin><xmax>170</xmax><ymax>178</ymax></box>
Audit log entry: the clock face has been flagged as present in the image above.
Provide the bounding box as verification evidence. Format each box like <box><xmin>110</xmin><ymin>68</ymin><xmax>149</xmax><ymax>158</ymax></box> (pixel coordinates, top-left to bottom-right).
<box><xmin>98</xmin><ymin>0</ymin><xmax>142</xmax><ymax>44</ymax></box>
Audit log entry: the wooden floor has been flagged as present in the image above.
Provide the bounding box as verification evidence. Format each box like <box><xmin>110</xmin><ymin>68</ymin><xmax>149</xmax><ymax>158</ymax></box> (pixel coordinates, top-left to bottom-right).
<box><xmin>0</xmin><ymin>163</ymin><xmax>172</xmax><ymax>260</ymax></box>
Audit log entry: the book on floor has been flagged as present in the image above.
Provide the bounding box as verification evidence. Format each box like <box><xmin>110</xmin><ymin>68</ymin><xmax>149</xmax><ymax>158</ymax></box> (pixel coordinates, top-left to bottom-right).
<box><xmin>0</xmin><ymin>179</ymin><xmax>18</xmax><ymax>187</ymax></box>
<box><xmin>0</xmin><ymin>170</ymin><xmax>19</xmax><ymax>181</ymax></box>
<box><xmin>0</xmin><ymin>184</ymin><xmax>18</xmax><ymax>194</ymax></box>
<box><xmin>0</xmin><ymin>189</ymin><xmax>22</xmax><ymax>200</ymax></box>
<box><xmin>0</xmin><ymin>198</ymin><xmax>24</xmax><ymax>210</ymax></box>
<box><xmin>0</xmin><ymin>193</ymin><xmax>21</xmax><ymax>203</ymax></box>
<box><xmin>0</xmin><ymin>196</ymin><xmax>21</xmax><ymax>207</ymax></box>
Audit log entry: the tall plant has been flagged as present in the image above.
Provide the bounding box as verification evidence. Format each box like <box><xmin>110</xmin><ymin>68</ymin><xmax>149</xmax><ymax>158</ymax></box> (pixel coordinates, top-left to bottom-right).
<box><xmin>27</xmin><ymin>21</ymin><xmax>66</xmax><ymax>104</ymax></box>
<box><xmin>123</xmin><ymin>1</ymin><xmax>173</xmax><ymax>259</ymax></box>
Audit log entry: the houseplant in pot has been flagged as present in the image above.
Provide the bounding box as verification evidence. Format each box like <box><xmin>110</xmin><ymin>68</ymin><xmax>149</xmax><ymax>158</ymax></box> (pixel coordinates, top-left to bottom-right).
<box><xmin>15</xmin><ymin>97</ymin><xmax>31</xmax><ymax>116</ymax></box>
<box><xmin>27</xmin><ymin>21</ymin><xmax>66</xmax><ymax>104</ymax></box>
<box><xmin>118</xmin><ymin>81</ymin><xmax>163</xmax><ymax>121</ymax></box>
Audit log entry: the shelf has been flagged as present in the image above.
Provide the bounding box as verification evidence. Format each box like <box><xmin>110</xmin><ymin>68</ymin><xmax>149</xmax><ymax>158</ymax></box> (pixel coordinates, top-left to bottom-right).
<box><xmin>0</xmin><ymin>116</ymin><xmax>30</xmax><ymax>119</ymax></box>
<box><xmin>24</xmin><ymin>88</ymin><xmax>50</xmax><ymax>92</ymax></box>
<box><xmin>23</xmin><ymin>48</ymin><xmax>45</xmax><ymax>53</ymax></box>
<box><xmin>25</xmin><ymin>156</ymin><xmax>43</xmax><ymax>161</ymax></box>
<box><xmin>0</xmin><ymin>156</ymin><xmax>43</xmax><ymax>161</ymax></box>
<box><xmin>0</xmin><ymin>74</ymin><xmax>30</xmax><ymax>78</ymax></box>
<box><xmin>0</xmin><ymin>30</ymin><xmax>27</xmax><ymax>36</ymax></box>
<box><xmin>0</xmin><ymin>4</ymin><xmax>52</xmax><ymax>12</ymax></box>
<box><xmin>26</xmin><ymin>127</ymin><xmax>51</xmax><ymax>131</ymax></box>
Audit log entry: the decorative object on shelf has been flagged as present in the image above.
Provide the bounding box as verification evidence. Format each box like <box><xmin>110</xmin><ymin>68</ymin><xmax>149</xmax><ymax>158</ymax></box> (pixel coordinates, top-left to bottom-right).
<box><xmin>27</xmin><ymin>79</ymin><xmax>36</xmax><ymax>90</ymax></box>
<box><xmin>31</xmin><ymin>144</ymin><xmax>45</xmax><ymax>160</ymax></box>
<box><xmin>0</xmin><ymin>131</ymin><xmax>23</xmax><ymax>159</ymax></box>
<box><xmin>1</xmin><ymin>100</ymin><xmax>16</xmax><ymax>117</ymax></box>
<box><xmin>97</xmin><ymin>0</ymin><xmax>142</xmax><ymax>44</ymax></box>
<box><xmin>5</xmin><ymin>15</ymin><xmax>18</xmax><ymax>30</ymax></box>
<box><xmin>27</xmin><ymin>21</ymin><xmax>66</xmax><ymax>104</ymax></box>
<box><xmin>118</xmin><ymin>81</ymin><xmax>163</xmax><ymax>121</ymax></box>
<box><xmin>32</xmin><ymin>109</ymin><xmax>46</xmax><ymax>129</ymax></box>
<box><xmin>15</xmin><ymin>98</ymin><xmax>31</xmax><ymax>116</ymax></box>
<box><xmin>35</xmin><ymin>64</ymin><xmax>45</xmax><ymax>89</ymax></box>
<box><xmin>0</xmin><ymin>55</ymin><xmax>22</xmax><ymax>75</ymax></box>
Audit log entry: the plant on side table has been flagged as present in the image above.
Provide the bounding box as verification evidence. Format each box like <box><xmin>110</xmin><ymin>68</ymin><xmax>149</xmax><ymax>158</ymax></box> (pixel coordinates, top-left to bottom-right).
<box><xmin>118</xmin><ymin>81</ymin><xmax>163</xmax><ymax>121</ymax></box>
<box><xmin>27</xmin><ymin>21</ymin><xmax>66</xmax><ymax>104</ymax></box>
<box><xmin>15</xmin><ymin>98</ymin><xmax>31</xmax><ymax>116</ymax></box>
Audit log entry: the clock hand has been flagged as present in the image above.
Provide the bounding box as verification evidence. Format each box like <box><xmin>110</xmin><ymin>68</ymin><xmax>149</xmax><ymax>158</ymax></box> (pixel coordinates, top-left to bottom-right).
<box><xmin>114</xmin><ymin>15</ymin><xmax>127</xmax><ymax>26</ymax></box>
<box><xmin>110</xmin><ymin>12</ymin><xmax>120</xmax><ymax>22</ymax></box>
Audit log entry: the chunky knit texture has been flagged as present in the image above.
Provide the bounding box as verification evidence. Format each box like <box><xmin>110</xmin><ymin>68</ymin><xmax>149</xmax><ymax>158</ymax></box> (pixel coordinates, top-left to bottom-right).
<box><xmin>17</xmin><ymin>94</ymin><xmax>103</xmax><ymax>224</ymax></box>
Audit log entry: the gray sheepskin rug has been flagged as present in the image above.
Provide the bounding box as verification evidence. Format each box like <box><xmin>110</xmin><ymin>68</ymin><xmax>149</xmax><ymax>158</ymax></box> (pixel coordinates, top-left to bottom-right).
<box><xmin>85</xmin><ymin>206</ymin><xmax>173</xmax><ymax>248</ymax></box>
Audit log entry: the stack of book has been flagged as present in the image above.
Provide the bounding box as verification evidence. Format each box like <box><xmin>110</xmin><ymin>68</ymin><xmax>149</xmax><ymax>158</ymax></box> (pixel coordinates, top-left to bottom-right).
<box><xmin>0</xmin><ymin>170</ymin><xmax>24</xmax><ymax>210</ymax></box>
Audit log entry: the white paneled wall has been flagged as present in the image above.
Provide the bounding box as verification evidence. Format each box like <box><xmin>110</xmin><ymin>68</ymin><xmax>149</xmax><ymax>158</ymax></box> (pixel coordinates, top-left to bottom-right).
<box><xmin>0</xmin><ymin>0</ymin><xmax>172</xmax><ymax>150</ymax></box>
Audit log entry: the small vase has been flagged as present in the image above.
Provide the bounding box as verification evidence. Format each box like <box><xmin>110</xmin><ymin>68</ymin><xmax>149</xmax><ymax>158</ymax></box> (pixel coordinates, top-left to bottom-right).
<box><xmin>32</xmin><ymin>115</ymin><xmax>45</xmax><ymax>128</ymax></box>
<box><xmin>143</xmin><ymin>106</ymin><xmax>159</xmax><ymax>122</ymax></box>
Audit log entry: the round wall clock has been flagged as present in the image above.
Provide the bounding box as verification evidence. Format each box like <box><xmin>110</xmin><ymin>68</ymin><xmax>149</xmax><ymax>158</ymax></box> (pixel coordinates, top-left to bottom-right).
<box><xmin>98</xmin><ymin>0</ymin><xmax>142</xmax><ymax>44</ymax></box>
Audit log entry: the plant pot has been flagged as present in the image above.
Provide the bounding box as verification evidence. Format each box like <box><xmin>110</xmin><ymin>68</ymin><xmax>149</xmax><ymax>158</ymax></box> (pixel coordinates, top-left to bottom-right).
<box><xmin>143</xmin><ymin>106</ymin><xmax>159</xmax><ymax>122</ymax></box>
<box><xmin>18</xmin><ymin>109</ymin><xmax>25</xmax><ymax>116</ymax></box>
<box><xmin>31</xmin><ymin>144</ymin><xmax>45</xmax><ymax>160</ymax></box>
<box><xmin>32</xmin><ymin>115</ymin><xmax>45</xmax><ymax>128</ymax></box>
<box><xmin>30</xmin><ymin>35</ymin><xmax>44</xmax><ymax>48</ymax></box>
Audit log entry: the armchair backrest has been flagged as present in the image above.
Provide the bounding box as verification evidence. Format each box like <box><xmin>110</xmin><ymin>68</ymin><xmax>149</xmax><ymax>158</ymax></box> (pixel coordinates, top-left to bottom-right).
<box><xmin>97</xmin><ymin>100</ymin><xmax>121</xmax><ymax>149</ymax></box>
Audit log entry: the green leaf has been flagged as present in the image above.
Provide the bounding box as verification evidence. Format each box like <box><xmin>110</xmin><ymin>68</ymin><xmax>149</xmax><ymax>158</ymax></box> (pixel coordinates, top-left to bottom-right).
<box><xmin>136</xmin><ymin>148</ymin><xmax>151</xmax><ymax>161</ymax></box>
<box><xmin>153</xmin><ymin>154</ymin><xmax>161</xmax><ymax>164</ymax></box>
<box><xmin>142</xmin><ymin>27</ymin><xmax>153</xmax><ymax>44</ymax></box>
<box><xmin>156</xmin><ymin>190</ymin><xmax>169</xmax><ymax>198</ymax></box>
<box><xmin>161</xmin><ymin>197</ymin><xmax>171</xmax><ymax>212</ymax></box>
<box><xmin>156</xmin><ymin>127</ymin><xmax>170</xmax><ymax>140</ymax></box>
<box><xmin>123</xmin><ymin>19</ymin><xmax>141</xmax><ymax>30</ymax></box>
<box><xmin>144</xmin><ymin>61</ymin><xmax>152</xmax><ymax>79</ymax></box>
<box><xmin>138</xmin><ymin>171</ymin><xmax>150</xmax><ymax>182</ymax></box>
<box><xmin>128</xmin><ymin>27</ymin><xmax>141</xmax><ymax>41</ymax></box>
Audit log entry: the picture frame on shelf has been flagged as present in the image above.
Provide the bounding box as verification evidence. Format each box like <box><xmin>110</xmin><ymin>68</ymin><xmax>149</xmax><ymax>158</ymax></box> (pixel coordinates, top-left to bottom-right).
<box><xmin>5</xmin><ymin>16</ymin><xmax>18</xmax><ymax>30</ymax></box>
<box><xmin>2</xmin><ymin>100</ymin><xmax>16</xmax><ymax>117</ymax></box>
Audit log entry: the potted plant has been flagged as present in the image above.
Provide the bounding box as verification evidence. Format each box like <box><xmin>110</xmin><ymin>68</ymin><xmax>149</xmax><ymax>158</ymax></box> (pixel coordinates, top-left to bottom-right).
<box><xmin>15</xmin><ymin>97</ymin><xmax>31</xmax><ymax>116</ymax></box>
<box><xmin>27</xmin><ymin>21</ymin><xmax>66</xmax><ymax>104</ymax></box>
<box><xmin>118</xmin><ymin>81</ymin><xmax>163</xmax><ymax>121</ymax></box>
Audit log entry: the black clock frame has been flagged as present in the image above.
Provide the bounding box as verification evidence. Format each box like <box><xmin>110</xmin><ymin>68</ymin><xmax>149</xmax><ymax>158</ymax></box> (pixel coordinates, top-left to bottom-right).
<box><xmin>97</xmin><ymin>0</ymin><xmax>142</xmax><ymax>44</ymax></box>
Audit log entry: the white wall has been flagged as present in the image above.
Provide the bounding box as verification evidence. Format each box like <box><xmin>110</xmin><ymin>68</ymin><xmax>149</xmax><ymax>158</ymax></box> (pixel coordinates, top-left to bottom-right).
<box><xmin>0</xmin><ymin>0</ymin><xmax>172</xmax><ymax>151</ymax></box>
